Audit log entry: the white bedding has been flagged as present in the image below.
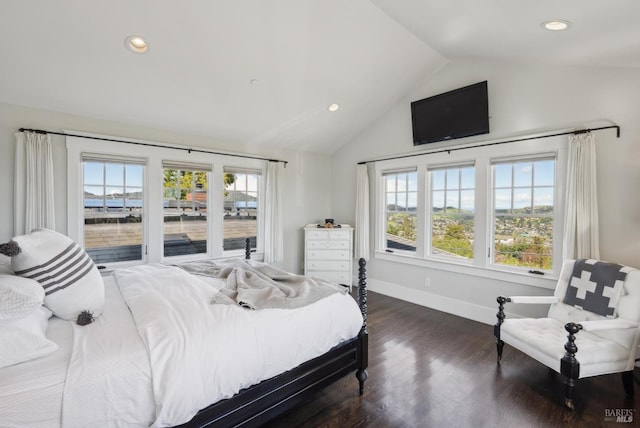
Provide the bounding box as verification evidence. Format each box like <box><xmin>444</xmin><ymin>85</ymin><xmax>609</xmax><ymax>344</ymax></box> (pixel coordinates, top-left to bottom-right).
<box><xmin>0</xmin><ymin>262</ymin><xmax>363</xmax><ymax>427</ymax></box>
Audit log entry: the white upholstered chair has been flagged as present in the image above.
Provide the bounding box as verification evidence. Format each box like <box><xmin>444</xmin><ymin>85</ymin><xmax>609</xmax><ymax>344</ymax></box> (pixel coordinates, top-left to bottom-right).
<box><xmin>494</xmin><ymin>259</ymin><xmax>640</xmax><ymax>409</ymax></box>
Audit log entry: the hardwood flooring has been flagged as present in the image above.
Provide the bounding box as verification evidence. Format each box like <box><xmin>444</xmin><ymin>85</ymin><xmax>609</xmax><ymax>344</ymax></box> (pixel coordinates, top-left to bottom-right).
<box><xmin>265</xmin><ymin>291</ymin><xmax>639</xmax><ymax>428</ymax></box>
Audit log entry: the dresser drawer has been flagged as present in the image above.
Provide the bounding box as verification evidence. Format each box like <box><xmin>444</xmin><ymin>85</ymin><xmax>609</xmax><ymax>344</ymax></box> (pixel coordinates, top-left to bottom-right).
<box><xmin>306</xmin><ymin>240</ymin><xmax>349</xmax><ymax>250</ymax></box>
<box><xmin>328</xmin><ymin>230</ymin><xmax>351</xmax><ymax>240</ymax></box>
<box><xmin>306</xmin><ymin>249</ymin><xmax>350</xmax><ymax>260</ymax></box>
<box><xmin>307</xmin><ymin>270</ymin><xmax>351</xmax><ymax>283</ymax></box>
<box><xmin>306</xmin><ymin>230</ymin><xmax>330</xmax><ymax>240</ymax></box>
<box><xmin>305</xmin><ymin>260</ymin><xmax>350</xmax><ymax>271</ymax></box>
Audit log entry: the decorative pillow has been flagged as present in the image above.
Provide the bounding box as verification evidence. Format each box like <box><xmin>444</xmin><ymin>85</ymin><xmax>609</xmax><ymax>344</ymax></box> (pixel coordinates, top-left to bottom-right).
<box><xmin>0</xmin><ymin>274</ymin><xmax>45</xmax><ymax>322</ymax></box>
<box><xmin>0</xmin><ymin>306</ymin><xmax>58</xmax><ymax>368</ymax></box>
<box><xmin>563</xmin><ymin>259</ymin><xmax>631</xmax><ymax>318</ymax></box>
<box><xmin>5</xmin><ymin>229</ymin><xmax>105</xmax><ymax>323</ymax></box>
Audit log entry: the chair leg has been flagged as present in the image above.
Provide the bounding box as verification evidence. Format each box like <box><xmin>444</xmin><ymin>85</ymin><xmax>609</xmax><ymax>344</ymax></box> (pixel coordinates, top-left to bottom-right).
<box><xmin>496</xmin><ymin>339</ymin><xmax>504</xmax><ymax>363</ymax></box>
<box><xmin>494</xmin><ymin>296</ymin><xmax>510</xmax><ymax>364</ymax></box>
<box><xmin>621</xmin><ymin>371</ymin><xmax>634</xmax><ymax>395</ymax></box>
<box><xmin>560</xmin><ymin>322</ymin><xmax>582</xmax><ymax>410</ymax></box>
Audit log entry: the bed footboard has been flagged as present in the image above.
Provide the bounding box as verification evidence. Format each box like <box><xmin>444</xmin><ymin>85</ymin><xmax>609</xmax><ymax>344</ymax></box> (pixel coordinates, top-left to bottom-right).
<box><xmin>180</xmin><ymin>257</ymin><xmax>369</xmax><ymax>428</ymax></box>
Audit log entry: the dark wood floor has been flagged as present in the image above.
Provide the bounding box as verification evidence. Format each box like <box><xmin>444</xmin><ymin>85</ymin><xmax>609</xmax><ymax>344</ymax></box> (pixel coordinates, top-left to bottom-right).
<box><xmin>265</xmin><ymin>291</ymin><xmax>639</xmax><ymax>428</ymax></box>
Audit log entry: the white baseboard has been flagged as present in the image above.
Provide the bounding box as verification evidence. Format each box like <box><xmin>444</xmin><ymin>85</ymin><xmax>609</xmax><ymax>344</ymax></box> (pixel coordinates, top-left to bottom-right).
<box><xmin>364</xmin><ymin>277</ymin><xmax>500</xmax><ymax>325</ymax></box>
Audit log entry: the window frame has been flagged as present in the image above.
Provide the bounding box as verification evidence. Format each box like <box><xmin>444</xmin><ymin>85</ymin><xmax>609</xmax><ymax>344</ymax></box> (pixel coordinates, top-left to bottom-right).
<box><xmin>161</xmin><ymin>162</ymin><xmax>212</xmax><ymax>260</ymax></box>
<box><xmin>489</xmin><ymin>155</ymin><xmax>556</xmax><ymax>272</ymax></box>
<box><xmin>382</xmin><ymin>168</ymin><xmax>418</xmax><ymax>256</ymax></box>
<box><xmin>373</xmin><ymin>135</ymin><xmax>567</xmax><ymax>289</ymax></box>
<box><xmin>67</xmin><ymin>133</ymin><xmax>267</xmax><ymax>268</ymax></box>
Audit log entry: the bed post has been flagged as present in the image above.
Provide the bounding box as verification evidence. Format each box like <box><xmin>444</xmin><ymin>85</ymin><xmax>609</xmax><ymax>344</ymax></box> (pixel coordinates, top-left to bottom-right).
<box><xmin>356</xmin><ymin>258</ymin><xmax>368</xmax><ymax>395</ymax></box>
<box><xmin>245</xmin><ymin>237</ymin><xmax>251</xmax><ymax>260</ymax></box>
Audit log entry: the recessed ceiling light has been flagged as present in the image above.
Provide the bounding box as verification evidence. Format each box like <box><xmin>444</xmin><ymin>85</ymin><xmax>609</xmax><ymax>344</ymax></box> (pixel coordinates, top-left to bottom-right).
<box><xmin>125</xmin><ymin>35</ymin><xmax>148</xmax><ymax>53</ymax></box>
<box><xmin>541</xmin><ymin>20</ymin><xmax>571</xmax><ymax>31</ymax></box>
<box><xmin>328</xmin><ymin>103</ymin><xmax>340</xmax><ymax>112</ymax></box>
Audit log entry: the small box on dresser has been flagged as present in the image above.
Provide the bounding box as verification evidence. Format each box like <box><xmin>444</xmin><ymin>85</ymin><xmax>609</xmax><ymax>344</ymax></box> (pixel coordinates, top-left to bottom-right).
<box><xmin>304</xmin><ymin>224</ymin><xmax>353</xmax><ymax>290</ymax></box>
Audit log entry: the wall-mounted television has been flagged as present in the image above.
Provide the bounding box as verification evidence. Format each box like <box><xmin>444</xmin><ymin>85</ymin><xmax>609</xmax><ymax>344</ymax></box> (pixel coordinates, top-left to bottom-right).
<box><xmin>411</xmin><ymin>81</ymin><xmax>489</xmax><ymax>146</ymax></box>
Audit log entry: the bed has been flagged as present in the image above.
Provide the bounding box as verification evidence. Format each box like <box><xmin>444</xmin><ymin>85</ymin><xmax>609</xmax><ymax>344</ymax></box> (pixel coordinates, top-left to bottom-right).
<box><xmin>0</xmin><ymin>239</ymin><xmax>369</xmax><ymax>427</ymax></box>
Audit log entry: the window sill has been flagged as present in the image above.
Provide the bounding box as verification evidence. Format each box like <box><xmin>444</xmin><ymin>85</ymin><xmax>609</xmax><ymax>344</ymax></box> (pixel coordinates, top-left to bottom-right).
<box><xmin>374</xmin><ymin>251</ymin><xmax>557</xmax><ymax>290</ymax></box>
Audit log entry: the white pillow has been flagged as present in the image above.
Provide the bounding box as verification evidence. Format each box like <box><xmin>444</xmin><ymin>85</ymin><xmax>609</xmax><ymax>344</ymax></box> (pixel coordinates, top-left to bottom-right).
<box><xmin>0</xmin><ymin>274</ymin><xmax>45</xmax><ymax>322</ymax></box>
<box><xmin>0</xmin><ymin>306</ymin><xmax>58</xmax><ymax>369</ymax></box>
<box><xmin>10</xmin><ymin>229</ymin><xmax>105</xmax><ymax>322</ymax></box>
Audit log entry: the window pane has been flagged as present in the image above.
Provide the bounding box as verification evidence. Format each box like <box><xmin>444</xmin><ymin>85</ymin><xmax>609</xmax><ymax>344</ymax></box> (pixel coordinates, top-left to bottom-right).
<box><xmin>397</xmin><ymin>193</ymin><xmax>407</xmax><ymax>211</ymax></box>
<box><xmin>386</xmin><ymin>175</ymin><xmax>396</xmax><ymax>192</ymax></box>
<box><xmin>432</xmin><ymin>190</ymin><xmax>445</xmax><ymax>211</ymax></box>
<box><xmin>224</xmin><ymin>171</ymin><xmax>259</xmax><ymax>251</ymax></box>
<box><xmin>125</xmin><ymin>164</ymin><xmax>143</xmax><ymax>187</ymax></box>
<box><xmin>408</xmin><ymin>173</ymin><xmax>418</xmax><ymax>191</ymax></box>
<box><xmin>84</xmin><ymin>162</ymin><xmax>103</xmax><ymax>185</ymax></box>
<box><xmin>385</xmin><ymin>171</ymin><xmax>417</xmax><ymax>253</ymax></box>
<box><xmin>513</xmin><ymin>162</ymin><xmax>532</xmax><ymax>187</ymax></box>
<box><xmin>446</xmin><ymin>190</ymin><xmax>459</xmax><ymax>210</ymax></box>
<box><xmin>432</xmin><ymin>170</ymin><xmax>445</xmax><ymax>190</ymax></box>
<box><xmin>494</xmin><ymin>189</ymin><xmax>511</xmax><ymax>211</ymax></box>
<box><xmin>492</xmin><ymin>159</ymin><xmax>554</xmax><ymax>270</ymax></box>
<box><xmin>446</xmin><ymin>168</ymin><xmax>459</xmax><ymax>188</ymax></box>
<box><xmin>83</xmin><ymin>160</ymin><xmax>143</xmax><ymax>264</ymax></box>
<box><xmin>534</xmin><ymin>160</ymin><xmax>555</xmax><ymax>186</ymax></box>
<box><xmin>163</xmin><ymin>168</ymin><xmax>208</xmax><ymax>257</ymax></box>
<box><xmin>494</xmin><ymin>164</ymin><xmax>512</xmax><ymax>188</ymax></box>
<box><xmin>431</xmin><ymin>166</ymin><xmax>474</xmax><ymax>260</ymax></box>
<box><xmin>105</xmin><ymin>164</ymin><xmax>124</xmax><ymax>186</ymax></box>
<box><xmin>407</xmin><ymin>192</ymin><xmax>417</xmax><ymax>211</ymax></box>
<box><xmin>461</xmin><ymin>167</ymin><xmax>474</xmax><ymax>189</ymax></box>
<box><xmin>513</xmin><ymin>188</ymin><xmax>532</xmax><ymax>211</ymax></box>
<box><xmin>386</xmin><ymin>193</ymin><xmax>396</xmax><ymax>210</ymax></box>
<box><xmin>460</xmin><ymin>190</ymin><xmax>474</xmax><ymax>211</ymax></box>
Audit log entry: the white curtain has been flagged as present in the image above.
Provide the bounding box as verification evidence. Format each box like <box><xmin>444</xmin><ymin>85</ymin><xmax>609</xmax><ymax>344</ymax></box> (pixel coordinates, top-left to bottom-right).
<box><xmin>14</xmin><ymin>132</ymin><xmax>56</xmax><ymax>235</ymax></box>
<box><xmin>264</xmin><ymin>161</ymin><xmax>284</xmax><ymax>263</ymax></box>
<box><xmin>563</xmin><ymin>132</ymin><xmax>599</xmax><ymax>260</ymax></box>
<box><xmin>355</xmin><ymin>164</ymin><xmax>370</xmax><ymax>260</ymax></box>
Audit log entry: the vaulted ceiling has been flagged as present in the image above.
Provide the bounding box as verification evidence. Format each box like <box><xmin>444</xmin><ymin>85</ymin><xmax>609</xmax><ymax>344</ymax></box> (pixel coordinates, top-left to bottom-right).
<box><xmin>1</xmin><ymin>1</ymin><xmax>637</xmax><ymax>154</ymax></box>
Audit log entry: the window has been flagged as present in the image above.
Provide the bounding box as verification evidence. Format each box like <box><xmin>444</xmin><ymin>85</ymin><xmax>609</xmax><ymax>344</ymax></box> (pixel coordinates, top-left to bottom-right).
<box><xmin>430</xmin><ymin>165</ymin><xmax>475</xmax><ymax>260</ymax></box>
<box><xmin>224</xmin><ymin>169</ymin><xmax>260</xmax><ymax>251</ymax></box>
<box><xmin>374</xmin><ymin>136</ymin><xmax>566</xmax><ymax>280</ymax></box>
<box><xmin>162</xmin><ymin>163</ymin><xmax>210</xmax><ymax>257</ymax></box>
<box><xmin>67</xmin><ymin>135</ymin><xmax>267</xmax><ymax>266</ymax></box>
<box><xmin>492</xmin><ymin>158</ymin><xmax>555</xmax><ymax>270</ymax></box>
<box><xmin>384</xmin><ymin>170</ymin><xmax>417</xmax><ymax>253</ymax></box>
<box><xmin>82</xmin><ymin>158</ymin><xmax>145</xmax><ymax>264</ymax></box>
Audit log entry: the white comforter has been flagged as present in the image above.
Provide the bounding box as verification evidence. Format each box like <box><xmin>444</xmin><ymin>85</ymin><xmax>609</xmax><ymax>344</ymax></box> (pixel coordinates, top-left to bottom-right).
<box><xmin>2</xmin><ymin>263</ymin><xmax>363</xmax><ymax>427</ymax></box>
<box><xmin>112</xmin><ymin>263</ymin><xmax>362</xmax><ymax>427</ymax></box>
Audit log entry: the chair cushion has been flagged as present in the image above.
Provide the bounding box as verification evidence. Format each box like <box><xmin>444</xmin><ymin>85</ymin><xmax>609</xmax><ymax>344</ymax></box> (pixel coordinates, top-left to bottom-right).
<box><xmin>562</xmin><ymin>259</ymin><xmax>630</xmax><ymax>318</ymax></box>
<box><xmin>501</xmin><ymin>318</ymin><xmax>631</xmax><ymax>376</ymax></box>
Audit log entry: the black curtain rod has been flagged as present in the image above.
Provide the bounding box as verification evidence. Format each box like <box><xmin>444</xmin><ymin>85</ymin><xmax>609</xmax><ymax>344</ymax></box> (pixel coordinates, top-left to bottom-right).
<box><xmin>18</xmin><ymin>128</ymin><xmax>288</xmax><ymax>166</ymax></box>
<box><xmin>357</xmin><ymin>125</ymin><xmax>620</xmax><ymax>165</ymax></box>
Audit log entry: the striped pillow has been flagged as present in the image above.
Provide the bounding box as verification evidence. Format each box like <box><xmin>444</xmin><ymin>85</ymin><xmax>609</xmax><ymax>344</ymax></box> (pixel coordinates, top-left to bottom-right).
<box><xmin>11</xmin><ymin>229</ymin><xmax>104</xmax><ymax>322</ymax></box>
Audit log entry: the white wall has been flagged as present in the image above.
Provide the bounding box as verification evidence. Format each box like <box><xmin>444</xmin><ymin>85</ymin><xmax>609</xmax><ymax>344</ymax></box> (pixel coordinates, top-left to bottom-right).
<box><xmin>0</xmin><ymin>102</ymin><xmax>331</xmax><ymax>274</ymax></box>
<box><xmin>331</xmin><ymin>60</ymin><xmax>640</xmax><ymax>323</ymax></box>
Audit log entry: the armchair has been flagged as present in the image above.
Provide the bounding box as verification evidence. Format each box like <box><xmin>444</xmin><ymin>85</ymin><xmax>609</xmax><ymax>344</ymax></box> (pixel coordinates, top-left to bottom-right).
<box><xmin>494</xmin><ymin>259</ymin><xmax>640</xmax><ymax>409</ymax></box>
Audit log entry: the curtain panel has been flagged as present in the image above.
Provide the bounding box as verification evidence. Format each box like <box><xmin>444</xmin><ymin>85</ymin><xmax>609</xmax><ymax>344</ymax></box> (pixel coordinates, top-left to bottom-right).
<box><xmin>562</xmin><ymin>132</ymin><xmax>599</xmax><ymax>260</ymax></box>
<box><xmin>355</xmin><ymin>164</ymin><xmax>370</xmax><ymax>260</ymax></box>
<box><xmin>264</xmin><ymin>161</ymin><xmax>284</xmax><ymax>263</ymax></box>
<box><xmin>14</xmin><ymin>132</ymin><xmax>56</xmax><ymax>235</ymax></box>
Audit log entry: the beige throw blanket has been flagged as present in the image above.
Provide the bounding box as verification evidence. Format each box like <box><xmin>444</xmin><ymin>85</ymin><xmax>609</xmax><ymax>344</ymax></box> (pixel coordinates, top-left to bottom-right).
<box><xmin>176</xmin><ymin>259</ymin><xmax>347</xmax><ymax>310</ymax></box>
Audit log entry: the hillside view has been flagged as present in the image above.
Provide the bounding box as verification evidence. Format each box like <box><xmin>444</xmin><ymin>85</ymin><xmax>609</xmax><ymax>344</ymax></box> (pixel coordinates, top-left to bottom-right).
<box><xmin>387</xmin><ymin>205</ymin><xmax>553</xmax><ymax>269</ymax></box>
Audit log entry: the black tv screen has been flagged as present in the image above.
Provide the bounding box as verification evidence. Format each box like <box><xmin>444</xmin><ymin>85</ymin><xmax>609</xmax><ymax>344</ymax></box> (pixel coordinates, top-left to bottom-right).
<box><xmin>411</xmin><ymin>81</ymin><xmax>489</xmax><ymax>146</ymax></box>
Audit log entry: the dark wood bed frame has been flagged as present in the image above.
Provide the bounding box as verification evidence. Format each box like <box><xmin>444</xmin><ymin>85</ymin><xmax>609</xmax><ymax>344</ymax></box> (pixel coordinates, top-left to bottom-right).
<box><xmin>176</xmin><ymin>239</ymin><xmax>369</xmax><ymax>427</ymax></box>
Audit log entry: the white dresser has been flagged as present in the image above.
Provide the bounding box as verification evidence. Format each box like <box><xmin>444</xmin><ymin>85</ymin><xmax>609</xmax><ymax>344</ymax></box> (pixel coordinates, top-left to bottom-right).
<box><xmin>304</xmin><ymin>224</ymin><xmax>353</xmax><ymax>289</ymax></box>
